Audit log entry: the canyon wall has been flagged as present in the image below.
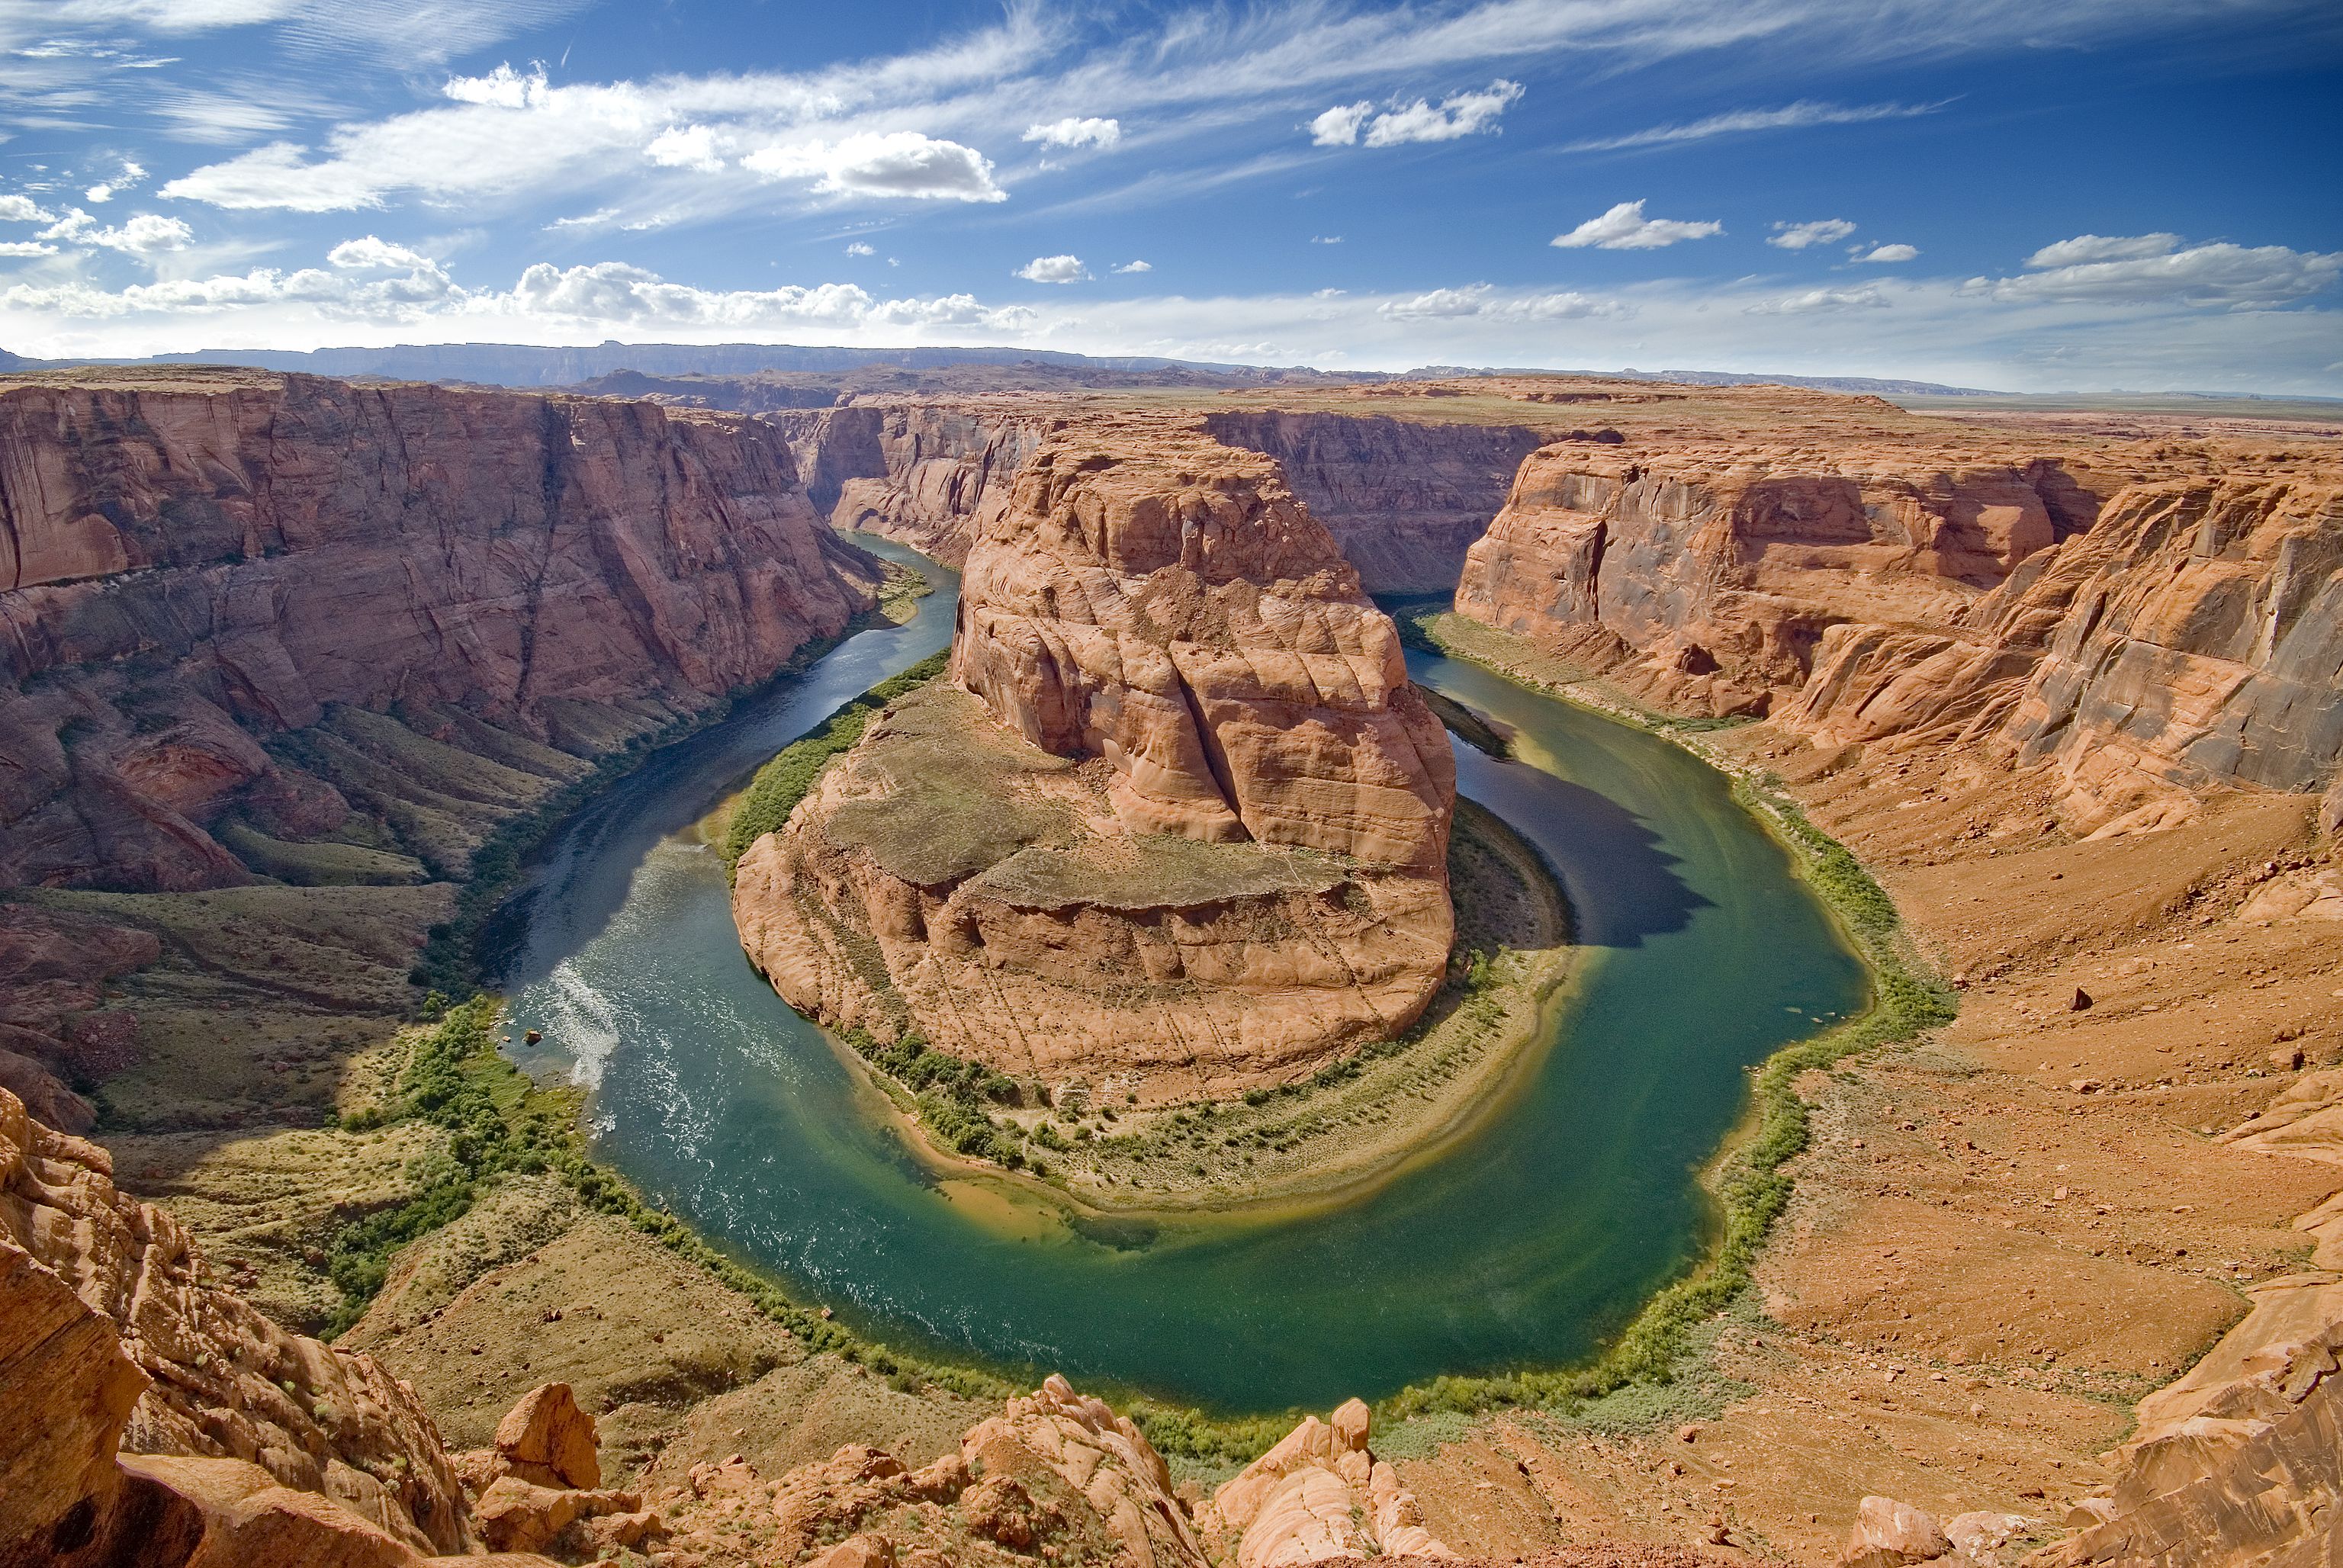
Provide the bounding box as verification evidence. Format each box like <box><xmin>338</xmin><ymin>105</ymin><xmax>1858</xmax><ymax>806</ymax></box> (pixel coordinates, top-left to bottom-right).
<box><xmin>734</xmin><ymin>419</ymin><xmax>1457</xmax><ymax>1096</ymax></box>
<box><xmin>1454</xmin><ymin>437</ymin><xmax>2342</xmax><ymax>828</ymax></box>
<box><xmin>771</xmin><ymin>401</ymin><xmax>1049</xmax><ymax>566</ymax></box>
<box><xmin>0</xmin><ymin>370</ymin><xmax>880</xmax><ymax>895</ymax></box>
<box><xmin>1197</xmin><ymin>412</ymin><xmax>1549</xmax><ymax>593</ymax></box>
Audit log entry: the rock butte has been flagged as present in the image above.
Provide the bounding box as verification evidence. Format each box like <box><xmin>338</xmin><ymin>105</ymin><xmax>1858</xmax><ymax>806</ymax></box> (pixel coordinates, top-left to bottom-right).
<box><xmin>734</xmin><ymin>419</ymin><xmax>1457</xmax><ymax>1096</ymax></box>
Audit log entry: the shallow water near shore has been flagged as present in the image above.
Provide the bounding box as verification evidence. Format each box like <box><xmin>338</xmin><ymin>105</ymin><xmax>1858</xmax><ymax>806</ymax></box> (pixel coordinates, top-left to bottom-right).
<box><xmin>491</xmin><ymin>538</ymin><xmax>1867</xmax><ymax>1413</ymax></box>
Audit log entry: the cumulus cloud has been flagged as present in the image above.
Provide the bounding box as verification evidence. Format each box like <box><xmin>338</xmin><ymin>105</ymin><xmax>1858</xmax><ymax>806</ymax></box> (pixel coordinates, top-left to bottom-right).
<box><xmin>85</xmin><ymin>183</ymin><xmax>117</xmax><ymax>203</ymax></box>
<box><xmin>39</xmin><ymin>208</ymin><xmax>193</xmax><ymax>252</ymax></box>
<box><xmin>1023</xmin><ymin>116</ymin><xmax>1120</xmax><ymax>149</ymax></box>
<box><xmin>1979</xmin><ymin>237</ymin><xmax>2343</xmax><ymax>307</ymax></box>
<box><xmin>1552</xmin><ymin>200</ymin><xmax>1721</xmax><ymax>250</ymax></box>
<box><xmin>1380</xmin><ymin>283</ymin><xmax>1625</xmax><ymax>321</ymax></box>
<box><xmin>2024</xmin><ymin>233</ymin><xmax>2184</xmax><ymax>268</ymax></box>
<box><xmin>1856</xmin><ymin>243</ymin><xmax>1918</xmax><ymax>262</ymax></box>
<box><xmin>1769</xmin><ymin>218</ymin><xmax>1856</xmax><ymax>250</ymax></box>
<box><xmin>644</xmin><ymin>124</ymin><xmax>726</xmax><ymax>172</ymax></box>
<box><xmin>0</xmin><ymin>241</ymin><xmax>57</xmax><ymax>257</ymax></box>
<box><xmin>1016</xmin><ymin>253</ymin><xmax>1090</xmax><ymax>284</ymax></box>
<box><xmin>0</xmin><ymin>195</ymin><xmax>54</xmax><ymax>223</ymax></box>
<box><xmin>1745</xmin><ymin>284</ymin><xmax>1890</xmax><ymax>314</ymax></box>
<box><xmin>325</xmin><ymin>235</ymin><xmax>439</xmax><ymax>272</ymax></box>
<box><xmin>1312</xmin><ymin>81</ymin><xmax>1524</xmax><ymax>147</ymax></box>
<box><xmin>442</xmin><ymin>62</ymin><xmax>551</xmax><ymax>110</ymax></box>
<box><xmin>742</xmin><ymin>133</ymin><xmax>1005</xmax><ymax>202</ymax></box>
<box><xmin>1113</xmin><ymin>259</ymin><xmax>1151</xmax><ymax>273</ymax></box>
<box><xmin>844</xmin><ymin>241</ymin><xmax>876</xmax><ymax>256</ymax></box>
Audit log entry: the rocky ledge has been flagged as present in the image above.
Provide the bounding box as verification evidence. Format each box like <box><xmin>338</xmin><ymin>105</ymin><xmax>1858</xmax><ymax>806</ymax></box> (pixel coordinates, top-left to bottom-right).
<box><xmin>734</xmin><ymin>420</ymin><xmax>1455</xmax><ymax>1100</ymax></box>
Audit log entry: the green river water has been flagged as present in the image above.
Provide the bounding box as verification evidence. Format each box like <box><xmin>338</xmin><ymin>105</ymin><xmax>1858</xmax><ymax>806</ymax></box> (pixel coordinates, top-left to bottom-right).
<box><xmin>488</xmin><ymin>539</ymin><xmax>1868</xmax><ymax>1415</ymax></box>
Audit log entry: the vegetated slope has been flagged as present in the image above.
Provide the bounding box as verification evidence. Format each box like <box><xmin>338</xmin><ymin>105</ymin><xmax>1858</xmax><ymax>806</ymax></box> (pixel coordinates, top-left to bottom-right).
<box><xmin>734</xmin><ymin>417</ymin><xmax>1456</xmax><ymax>1100</ymax></box>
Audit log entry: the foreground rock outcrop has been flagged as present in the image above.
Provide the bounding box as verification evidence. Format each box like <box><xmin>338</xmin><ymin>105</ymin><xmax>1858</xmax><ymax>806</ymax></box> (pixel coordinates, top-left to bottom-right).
<box><xmin>1197</xmin><ymin>1398</ymin><xmax>1454</xmax><ymax>1568</ymax></box>
<box><xmin>0</xmin><ymin>368</ymin><xmax>880</xmax><ymax>896</ymax></box>
<box><xmin>735</xmin><ymin>421</ymin><xmax>1456</xmax><ymax>1094</ymax></box>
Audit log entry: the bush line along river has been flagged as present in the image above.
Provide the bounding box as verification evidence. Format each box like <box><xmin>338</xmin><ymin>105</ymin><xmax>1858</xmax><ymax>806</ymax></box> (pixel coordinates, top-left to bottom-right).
<box><xmin>485</xmin><ymin>538</ymin><xmax>1869</xmax><ymax>1416</ymax></box>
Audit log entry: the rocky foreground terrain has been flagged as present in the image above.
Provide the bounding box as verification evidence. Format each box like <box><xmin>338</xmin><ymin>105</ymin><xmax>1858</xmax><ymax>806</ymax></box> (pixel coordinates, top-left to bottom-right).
<box><xmin>2</xmin><ymin>364</ymin><xmax>2340</xmax><ymax>1566</ymax></box>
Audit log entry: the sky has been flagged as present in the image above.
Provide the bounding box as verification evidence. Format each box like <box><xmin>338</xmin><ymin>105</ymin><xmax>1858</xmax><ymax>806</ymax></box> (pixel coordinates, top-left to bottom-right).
<box><xmin>1</xmin><ymin>0</ymin><xmax>2340</xmax><ymax>391</ymax></box>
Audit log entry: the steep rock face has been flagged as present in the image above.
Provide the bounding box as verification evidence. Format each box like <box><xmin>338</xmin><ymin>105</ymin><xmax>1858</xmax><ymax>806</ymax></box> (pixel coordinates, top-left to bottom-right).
<box><xmin>1789</xmin><ymin>467</ymin><xmax>2343</xmax><ymax>828</ymax></box>
<box><xmin>1454</xmin><ymin>442</ymin><xmax>2120</xmax><ymax>717</ymax></box>
<box><xmin>1200</xmin><ymin>410</ymin><xmax>1551</xmax><ymax>593</ymax></box>
<box><xmin>953</xmin><ymin>426</ymin><xmax>1453</xmax><ymax>868</ymax></box>
<box><xmin>773</xmin><ymin>401</ymin><xmax>1049</xmax><ymax>566</ymax></box>
<box><xmin>736</xmin><ymin>423</ymin><xmax>1455</xmax><ymax>1094</ymax></box>
<box><xmin>0</xmin><ymin>371</ymin><xmax>877</xmax><ymax>893</ymax></box>
<box><xmin>0</xmin><ymin>1084</ymin><xmax>474</xmax><ymax>1554</ymax></box>
<box><xmin>1197</xmin><ymin>1399</ymin><xmax>1454</xmax><ymax>1568</ymax></box>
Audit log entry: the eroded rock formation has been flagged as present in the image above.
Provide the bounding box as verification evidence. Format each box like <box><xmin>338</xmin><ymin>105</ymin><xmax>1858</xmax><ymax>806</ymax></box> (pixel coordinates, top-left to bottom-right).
<box><xmin>1456</xmin><ymin>437</ymin><xmax>2342</xmax><ymax>830</ymax></box>
<box><xmin>734</xmin><ymin>422</ymin><xmax>1455</xmax><ymax>1094</ymax></box>
<box><xmin>0</xmin><ymin>1084</ymin><xmax>558</xmax><ymax>1566</ymax></box>
<box><xmin>0</xmin><ymin>368</ymin><xmax>880</xmax><ymax>895</ymax></box>
<box><xmin>1197</xmin><ymin>1398</ymin><xmax>1454</xmax><ymax>1568</ymax></box>
<box><xmin>774</xmin><ymin>401</ymin><xmax>1050</xmax><ymax>566</ymax></box>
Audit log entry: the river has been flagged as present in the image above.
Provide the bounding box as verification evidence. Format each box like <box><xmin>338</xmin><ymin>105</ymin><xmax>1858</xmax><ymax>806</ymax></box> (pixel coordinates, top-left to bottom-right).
<box><xmin>488</xmin><ymin>538</ymin><xmax>1867</xmax><ymax>1415</ymax></box>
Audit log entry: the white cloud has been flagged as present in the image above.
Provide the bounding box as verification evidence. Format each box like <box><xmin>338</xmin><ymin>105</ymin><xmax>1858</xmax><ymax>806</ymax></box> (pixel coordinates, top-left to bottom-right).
<box><xmin>2023</xmin><ymin>233</ymin><xmax>2182</xmax><ymax>268</ymax></box>
<box><xmin>845</xmin><ymin>240</ymin><xmax>876</xmax><ymax>256</ymax></box>
<box><xmin>161</xmin><ymin>141</ymin><xmax>390</xmax><ymax>211</ymax></box>
<box><xmin>1023</xmin><ymin>116</ymin><xmax>1120</xmax><ymax>149</ymax></box>
<box><xmin>1311</xmin><ymin>235</ymin><xmax>1343</xmax><ymax>245</ymax></box>
<box><xmin>1746</xmin><ymin>284</ymin><xmax>1891</xmax><ymax>313</ymax></box>
<box><xmin>1017</xmin><ymin>253</ymin><xmax>1089</xmax><ymax>284</ymax></box>
<box><xmin>1380</xmin><ymin>282</ymin><xmax>1626</xmax><ymax>321</ymax></box>
<box><xmin>1552</xmin><ymin>199</ymin><xmax>1721</xmax><ymax>250</ymax></box>
<box><xmin>742</xmin><ymin>133</ymin><xmax>1005</xmax><ymax>202</ymax></box>
<box><xmin>443</xmin><ymin>62</ymin><xmax>551</xmax><ymax>111</ymax></box>
<box><xmin>1363</xmin><ymin>79</ymin><xmax>1525</xmax><ymax>146</ymax></box>
<box><xmin>1769</xmin><ymin>218</ymin><xmax>1856</xmax><ymax>250</ymax></box>
<box><xmin>644</xmin><ymin>124</ymin><xmax>726</xmax><ymax>172</ymax></box>
<box><xmin>39</xmin><ymin>207</ymin><xmax>192</xmax><ymax>251</ymax></box>
<box><xmin>84</xmin><ymin>182</ymin><xmax>115</xmax><ymax>202</ymax></box>
<box><xmin>1309</xmin><ymin>102</ymin><xmax>1372</xmax><ymax>147</ymax></box>
<box><xmin>1980</xmin><ymin>237</ymin><xmax>2343</xmax><ymax>307</ymax></box>
<box><xmin>1856</xmin><ymin>243</ymin><xmax>1919</xmax><ymax>262</ymax></box>
<box><xmin>0</xmin><ymin>194</ymin><xmax>53</xmax><ymax>223</ymax></box>
<box><xmin>0</xmin><ymin>240</ymin><xmax>56</xmax><ymax>256</ymax></box>
<box><xmin>1565</xmin><ymin>99</ymin><xmax>1943</xmax><ymax>153</ymax></box>
<box><xmin>1113</xmin><ymin>259</ymin><xmax>1151</xmax><ymax>273</ymax></box>
<box><xmin>325</xmin><ymin>235</ymin><xmax>435</xmax><ymax>272</ymax></box>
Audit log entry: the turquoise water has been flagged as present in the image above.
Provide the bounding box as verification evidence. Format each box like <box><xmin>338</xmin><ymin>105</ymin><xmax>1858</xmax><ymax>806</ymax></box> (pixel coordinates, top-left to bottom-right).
<box><xmin>490</xmin><ymin>539</ymin><xmax>1866</xmax><ymax>1414</ymax></box>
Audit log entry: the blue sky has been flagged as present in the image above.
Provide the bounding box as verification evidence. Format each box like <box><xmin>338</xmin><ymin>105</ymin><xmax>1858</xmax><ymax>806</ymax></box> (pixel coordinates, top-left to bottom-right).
<box><xmin>2</xmin><ymin>0</ymin><xmax>2339</xmax><ymax>390</ymax></box>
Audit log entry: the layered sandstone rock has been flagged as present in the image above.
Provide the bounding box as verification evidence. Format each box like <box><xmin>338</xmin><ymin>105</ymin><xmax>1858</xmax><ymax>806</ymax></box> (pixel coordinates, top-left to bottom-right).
<box><xmin>0</xmin><ymin>368</ymin><xmax>879</xmax><ymax>893</ymax></box>
<box><xmin>0</xmin><ymin>1084</ymin><xmax>474</xmax><ymax>1553</ymax></box>
<box><xmin>1457</xmin><ymin>435</ymin><xmax>2342</xmax><ymax>829</ymax></box>
<box><xmin>1198</xmin><ymin>411</ymin><xmax>1550</xmax><ymax>593</ymax></box>
<box><xmin>1196</xmin><ymin>1397</ymin><xmax>1454</xmax><ymax>1568</ymax></box>
<box><xmin>774</xmin><ymin>400</ymin><xmax>1050</xmax><ymax>566</ymax></box>
<box><xmin>735</xmin><ymin>423</ymin><xmax>1455</xmax><ymax>1093</ymax></box>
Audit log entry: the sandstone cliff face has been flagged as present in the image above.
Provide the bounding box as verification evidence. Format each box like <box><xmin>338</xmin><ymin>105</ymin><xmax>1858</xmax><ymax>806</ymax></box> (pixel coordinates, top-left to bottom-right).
<box><xmin>736</xmin><ymin>422</ymin><xmax>1455</xmax><ymax>1094</ymax></box>
<box><xmin>1200</xmin><ymin>411</ymin><xmax>1549</xmax><ymax>593</ymax></box>
<box><xmin>774</xmin><ymin>401</ymin><xmax>1049</xmax><ymax>566</ymax></box>
<box><xmin>0</xmin><ymin>1084</ymin><xmax>477</xmax><ymax>1557</ymax></box>
<box><xmin>0</xmin><ymin>370</ymin><xmax>878</xmax><ymax>895</ymax></box>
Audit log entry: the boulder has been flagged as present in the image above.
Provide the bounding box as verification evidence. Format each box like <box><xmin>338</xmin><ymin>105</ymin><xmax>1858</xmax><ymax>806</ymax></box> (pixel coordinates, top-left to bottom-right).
<box><xmin>490</xmin><ymin>1383</ymin><xmax>600</xmax><ymax>1491</ymax></box>
<box><xmin>1842</xmin><ymin>1496</ymin><xmax>1951</xmax><ymax>1566</ymax></box>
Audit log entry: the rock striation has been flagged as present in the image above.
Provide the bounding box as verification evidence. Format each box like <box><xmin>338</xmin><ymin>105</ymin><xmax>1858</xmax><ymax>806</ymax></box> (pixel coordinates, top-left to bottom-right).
<box><xmin>1201</xmin><ymin>410</ymin><xmax>1550</xmax><ymax>593</ymax></box>
<box><xmin>0</xmin><ymin>368</ymin><xmax>880</xmax><ymax>895</ymax></box>
<box><xmin>734</xmin><ymin>421</ymin><xmax>1456</xmax><ymax>1095</ymax></box>
<box><xmin>1457</xmin><ymin>437</ymin><xmax>2343</xmax><ymax>829</ymax></box>
<box><xmin>774</xmin><ymin>400</ymin><xmax>1050</xmax><ymax>567</ymax></box>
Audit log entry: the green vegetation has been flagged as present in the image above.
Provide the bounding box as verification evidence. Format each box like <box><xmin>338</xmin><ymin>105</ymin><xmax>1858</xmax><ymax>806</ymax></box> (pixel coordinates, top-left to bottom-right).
<box><xmin>841</xmin><ymin>1026</ymin><xmax>1031</xmax><ymax>1166</ymax></box>
<box><xmin>721</xmin><ymin>650</ymin><xmax>952</xmax><ymax>877</ymax></box>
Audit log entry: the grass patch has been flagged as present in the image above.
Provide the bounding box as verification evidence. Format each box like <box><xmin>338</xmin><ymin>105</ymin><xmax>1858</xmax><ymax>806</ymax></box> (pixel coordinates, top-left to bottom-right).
<box><xmin>721</xmin><ymin>650</ymin><xmax>952</xmax><ymax>878</ymax></box>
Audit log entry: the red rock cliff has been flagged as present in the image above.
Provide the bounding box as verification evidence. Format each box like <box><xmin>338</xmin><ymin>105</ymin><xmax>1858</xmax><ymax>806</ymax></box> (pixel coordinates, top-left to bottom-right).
<box><xmin>0</xmin><ymin>369</ymin><xmax>878</xmax><ymax>893</ymax></box>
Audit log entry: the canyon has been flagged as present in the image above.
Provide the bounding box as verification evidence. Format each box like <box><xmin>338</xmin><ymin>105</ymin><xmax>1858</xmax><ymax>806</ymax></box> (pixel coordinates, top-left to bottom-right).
<box><xmin>1</xmin><ymin>361</ymin><xmax>2339</xmax><ymax>1568</ymax></box>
